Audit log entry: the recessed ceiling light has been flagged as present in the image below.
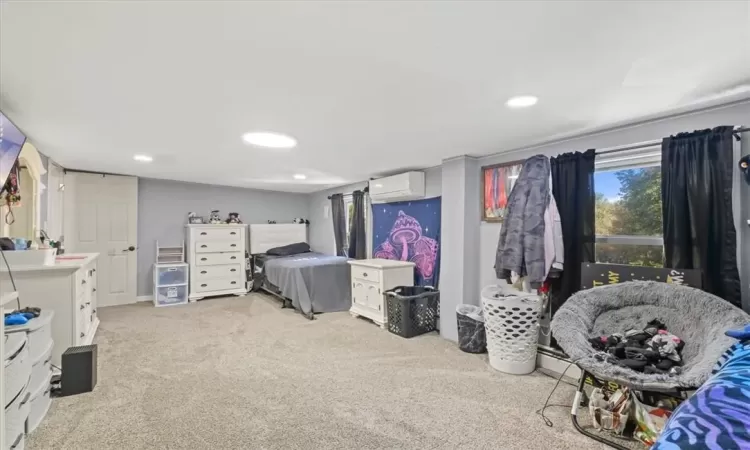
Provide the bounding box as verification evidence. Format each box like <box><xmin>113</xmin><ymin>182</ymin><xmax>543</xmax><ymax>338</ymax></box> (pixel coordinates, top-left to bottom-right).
<box><xmin>505</xmin><ymin>95</ymin><xmax>538</xmax><ymax>108</ymax></box>
<box><xmin>242</xmin><ymin>132</ymin><xmax>297</xmax><ymax>149</ymax></box>
<box><xmin>293</xmin><ymin>174</ymin><xmax>306</xmax><ymax>180</ymax></box>
<box><xmin>133</xmin><ymin>154</ymin><xmax>153</xmax><ymax>162</ymax></box>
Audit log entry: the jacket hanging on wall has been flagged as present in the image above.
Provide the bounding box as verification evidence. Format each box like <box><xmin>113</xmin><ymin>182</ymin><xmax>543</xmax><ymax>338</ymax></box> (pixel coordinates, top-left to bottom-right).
<box><xmin>495</xmin><ymin>155</ymin><xmax>551</xmax><ymax>288</ymax></box>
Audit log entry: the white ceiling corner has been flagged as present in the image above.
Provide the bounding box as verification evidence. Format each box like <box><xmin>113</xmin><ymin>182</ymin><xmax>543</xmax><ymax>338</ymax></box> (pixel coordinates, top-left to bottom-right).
<box><xmin>1</xmin><ymin>1</ymin><xmax>749</xmax><ymax>193</ymax></box>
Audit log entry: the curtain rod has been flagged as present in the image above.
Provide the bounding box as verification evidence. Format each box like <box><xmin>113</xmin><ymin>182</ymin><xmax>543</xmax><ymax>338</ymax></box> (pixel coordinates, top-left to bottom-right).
<box><xmin>327</xmin><ymin>186</ymin><xmax>369</xmax><ymax>200</ymax></box>
<box><xmin>596</xmin><ymin>126</ymin><xmax>748</xmax><ymax>156</ymax></box>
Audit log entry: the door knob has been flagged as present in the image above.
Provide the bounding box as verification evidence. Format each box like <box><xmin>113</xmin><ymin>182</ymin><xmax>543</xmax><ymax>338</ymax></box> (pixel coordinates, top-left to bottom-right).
<box><xmin>123</xmin><ymin>246</ymin><xmax>136</xmax><ymax>252</ymax></box>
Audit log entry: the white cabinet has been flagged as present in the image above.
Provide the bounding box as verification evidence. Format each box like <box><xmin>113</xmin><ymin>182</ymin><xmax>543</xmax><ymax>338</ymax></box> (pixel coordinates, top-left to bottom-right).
<box><xmin>348</xmin><ymin>259</ymin><xmax>415</xmax><ymax>328</ymax></box>
<box><xmin>0</xmin><ymin>254</ymin><xmax>99</xmax><ymax>367</ymax></box>
<box><xmin>186</xmin><ymin>224</ymin><xmax>248</xmax><ymax>301</ymax></box>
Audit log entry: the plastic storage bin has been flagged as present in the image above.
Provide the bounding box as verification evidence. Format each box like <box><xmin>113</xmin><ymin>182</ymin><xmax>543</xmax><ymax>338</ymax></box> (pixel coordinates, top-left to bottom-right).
<box><xmin>385</xmin><ymin>286</ymin><xmax>439</xmax><ymax>338</ymax></box>
<box><xmin>481</xmin><ymin>285</ymin><xmax>542</xmax><ymax>375</ymax></box>
<box><xmin>456</xmin><ymin>305</ymin><xmax>486</xmax><ymax>353</ymax></box>
<box><xmin>155</xmin><ymin>285</ymin><xmax>188</xmax><ymax>307</ymax></box>
<box><xmin>154</xmin><ymin>263</ymin><xmax>188</xmax><ymax>286</ymax></box>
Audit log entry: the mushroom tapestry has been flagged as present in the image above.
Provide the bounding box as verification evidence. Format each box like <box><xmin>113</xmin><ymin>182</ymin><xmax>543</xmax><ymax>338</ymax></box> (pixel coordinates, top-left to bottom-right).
<box><xmin>372</xmin><ymin>197</ymin><xmax>441</xmax><ymax>287</ymax></box>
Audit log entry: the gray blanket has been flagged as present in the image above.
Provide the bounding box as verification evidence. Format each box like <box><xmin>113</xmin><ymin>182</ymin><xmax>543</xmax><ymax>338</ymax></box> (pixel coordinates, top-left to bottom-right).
<box><xmin>263</xmin><ymin>252</ymin><xmax>351</xmax><ymax>317</ymax></box>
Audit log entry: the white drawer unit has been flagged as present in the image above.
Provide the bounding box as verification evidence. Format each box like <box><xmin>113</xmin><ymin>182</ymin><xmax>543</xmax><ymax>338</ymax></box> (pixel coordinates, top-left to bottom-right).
<box><xmin>348</xmin><ymin>259</ymin><xmax>415</xmax><ymax>328</ymax></box>
<box><xmin>186</xmin><ymin>224</ymin><xmax>248</xmax><ymax>301</ymax></box>
<box><xmin>0</xmin><ymin>254</ymin><xmax>99</xmax><ymax>367</ymax></box>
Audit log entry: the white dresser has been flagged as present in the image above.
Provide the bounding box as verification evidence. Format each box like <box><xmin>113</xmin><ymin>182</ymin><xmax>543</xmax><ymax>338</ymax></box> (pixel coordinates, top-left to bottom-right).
<box><xmin>0</xmin><ymin>253</ymin><xmax>99</xmax><ymax>367</ymax></box>
<box><xmin>186</xmin><ymin>224</ymin><xmax>248</xmax><ymax>301</ymax></box>
<box><xmin>348</xmin><ymin>259</ymin><xmax>415</xmax><ymax>328</ymax></box>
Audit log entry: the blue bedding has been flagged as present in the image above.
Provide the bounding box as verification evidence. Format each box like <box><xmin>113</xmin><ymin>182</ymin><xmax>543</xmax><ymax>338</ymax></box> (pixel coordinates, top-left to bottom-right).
<box><xmin>653</xmin><ymin>340</ymin><xmax>750</xmax><ymax>449</ymax></box>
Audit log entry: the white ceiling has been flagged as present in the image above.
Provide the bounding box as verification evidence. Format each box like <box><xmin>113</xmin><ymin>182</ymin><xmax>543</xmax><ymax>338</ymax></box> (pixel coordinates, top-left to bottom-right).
<box><xmin>1</xmin><ymin>1</ymin><xmax>749</xmax><ymax>193</ymax></box>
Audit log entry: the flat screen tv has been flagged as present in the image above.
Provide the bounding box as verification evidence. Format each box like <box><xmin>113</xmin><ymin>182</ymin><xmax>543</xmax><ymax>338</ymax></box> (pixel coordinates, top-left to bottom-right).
<box><xmin>0</xmin><ymin>111</ymin><xmax>26</xmax><ymax>191</ymax></box>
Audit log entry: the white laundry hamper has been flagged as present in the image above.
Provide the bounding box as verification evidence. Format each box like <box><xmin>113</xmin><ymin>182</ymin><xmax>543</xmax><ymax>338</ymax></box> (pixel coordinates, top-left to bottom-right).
<box><xmin>481</xmin><ymin>285</ymin><xmax>543</xmax><ymax>375</ymax></box>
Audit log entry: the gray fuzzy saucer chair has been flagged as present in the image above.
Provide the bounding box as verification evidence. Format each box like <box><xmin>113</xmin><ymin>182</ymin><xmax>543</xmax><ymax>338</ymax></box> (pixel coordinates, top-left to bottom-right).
<box><xmin>551</xmin><ymin>281</ymin><xmax>750</xmax><ymax>449</ymax></box>
<box><xmin>552</xmin><ymin>281</ymin><xmax>749</xmax><ymax>390</ymax></box>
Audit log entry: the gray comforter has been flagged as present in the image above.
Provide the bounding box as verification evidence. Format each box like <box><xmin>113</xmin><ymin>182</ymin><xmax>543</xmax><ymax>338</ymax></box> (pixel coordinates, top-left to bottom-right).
<box><xmin>263</xmin><ymin>252</ymin><xmax>351</xmax><ymax>317</ymax></box>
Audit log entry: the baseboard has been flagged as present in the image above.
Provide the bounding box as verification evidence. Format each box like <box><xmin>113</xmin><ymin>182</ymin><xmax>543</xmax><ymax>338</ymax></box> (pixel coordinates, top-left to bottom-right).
<box><xmin>536</xmin><ymin>352</ymin><xmax>581</xmax><ymax>385</ymax></box>
<box><xmin>136</xmin><ymin>295</ymin><xmax>153</xmax><ymax>303</ymax></box>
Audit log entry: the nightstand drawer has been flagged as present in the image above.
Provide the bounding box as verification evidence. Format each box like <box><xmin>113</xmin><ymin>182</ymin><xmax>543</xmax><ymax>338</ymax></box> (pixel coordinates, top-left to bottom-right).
<box><xmin>351</xmin><ymin>266</ymin><xmax>380</xmax><ymax>283</ymax></box>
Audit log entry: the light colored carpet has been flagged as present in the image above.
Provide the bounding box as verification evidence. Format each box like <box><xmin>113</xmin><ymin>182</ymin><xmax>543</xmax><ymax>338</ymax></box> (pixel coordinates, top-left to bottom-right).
<box><xmin>28</xmin><ymin>294</ymin><xmax>606</xmax><ymax>449</ymax></box>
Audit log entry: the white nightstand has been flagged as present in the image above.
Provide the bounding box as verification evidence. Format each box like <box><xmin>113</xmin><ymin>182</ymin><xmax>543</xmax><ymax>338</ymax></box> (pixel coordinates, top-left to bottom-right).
<box><xmin>348</xmin><ymin>259</ymin><xmax>414</xmax><ymax>328</ymax></box>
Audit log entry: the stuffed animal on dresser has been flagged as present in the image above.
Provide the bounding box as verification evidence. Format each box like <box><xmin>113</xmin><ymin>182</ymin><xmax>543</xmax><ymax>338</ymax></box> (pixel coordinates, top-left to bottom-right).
<box><xmin>225</xmin><ymin>212</ymin><xmax>242</xmax><ymax>224</ymax></box>
<box><xmin>209</xmin><ymin>210</ymin><xmax>223</xmax><ymax>224</ymax></box>
<box><xmin>293</xmin><ymin>217</ymin><xmax>310</xmax><ymax>225</ymax></box>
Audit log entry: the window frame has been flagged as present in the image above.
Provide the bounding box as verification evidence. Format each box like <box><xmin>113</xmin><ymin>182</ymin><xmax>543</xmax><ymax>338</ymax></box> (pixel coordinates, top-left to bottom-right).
<box><xmin>594</xmin><ymin>145</ymin><xmax>664</xmax><ymax>265</ymax></box>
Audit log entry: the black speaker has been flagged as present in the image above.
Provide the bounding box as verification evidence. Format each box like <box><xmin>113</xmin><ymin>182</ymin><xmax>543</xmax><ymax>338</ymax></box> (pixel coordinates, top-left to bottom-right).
<box><xmin>61</xmin><ymin>344</ymin><xmax>98</xmax><ymax>396</ymax></box>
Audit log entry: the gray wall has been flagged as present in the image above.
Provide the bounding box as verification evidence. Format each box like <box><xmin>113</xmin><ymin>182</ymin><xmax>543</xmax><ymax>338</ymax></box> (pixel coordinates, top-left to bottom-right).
<box><xmin>438</xmin><ymin>157</ymin><xmax>480</xmax><ymax>341</ymax></box>
<box><xmin>137</xmin><ymin>178</ymin><xmax>309</xmax><ymax>296</ymax></box>
<box><xmin>306</xmin><ymin>166</ymin><xmax>442</xmax><ymax>255</ymax></box>
<box><xmin>474</xmin><ymin>100</ymin><xmax>750</xmax><ymax>310</ymax></box>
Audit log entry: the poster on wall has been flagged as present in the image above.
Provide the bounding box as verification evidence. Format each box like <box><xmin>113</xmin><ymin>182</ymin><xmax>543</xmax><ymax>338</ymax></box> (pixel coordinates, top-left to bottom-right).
<box><xmin>481</xmin><ymin>161</ymin><xmax>523</xmax><ymax>222</ymax></box>
<box><xmin>372</xmin><ymin>197</ymin><xmax>441</xmax><ymax>287</ymax></box>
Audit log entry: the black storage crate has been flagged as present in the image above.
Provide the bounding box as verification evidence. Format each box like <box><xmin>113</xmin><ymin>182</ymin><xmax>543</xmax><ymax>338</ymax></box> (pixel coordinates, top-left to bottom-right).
<box><xmin>385</xmin><ymin>286</ymin><xmax>439</xmax><ymax>338</ymax></box>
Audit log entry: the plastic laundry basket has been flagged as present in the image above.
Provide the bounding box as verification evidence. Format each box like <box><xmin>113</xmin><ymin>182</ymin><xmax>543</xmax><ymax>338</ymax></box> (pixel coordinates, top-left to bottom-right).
<box><xmin>481</xmin><ymin>285</ymin><xmax>542</xmax><ymax>375</ymax></box>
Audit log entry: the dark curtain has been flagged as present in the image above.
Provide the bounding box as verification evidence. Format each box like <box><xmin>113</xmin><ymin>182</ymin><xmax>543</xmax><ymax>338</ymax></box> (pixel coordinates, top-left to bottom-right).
<box><xmin>347</xmin><ymin>190</ymin><xmax>367</xmax><ymax>259</ymax></box>
<box><xmin>549</xmin><ymin>149</ymin><xmax>596</xmax><ymax>315</ymax></box>
<box><xmin>330</xmin><ymin>193</ymin><xmax>347</xmax><ymax>257</ymax></box>
<box><xmin>661</xmin><ymin>126</ymin><xmax>741</xmax><ymax>307</ymax></box>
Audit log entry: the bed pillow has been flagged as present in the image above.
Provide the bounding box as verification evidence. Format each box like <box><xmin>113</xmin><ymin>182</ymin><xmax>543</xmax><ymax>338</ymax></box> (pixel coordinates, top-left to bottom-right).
<box><xmin>266</xmin><ymin>242</ymin><xmax>311</xmax><ymax>256</ymax></box>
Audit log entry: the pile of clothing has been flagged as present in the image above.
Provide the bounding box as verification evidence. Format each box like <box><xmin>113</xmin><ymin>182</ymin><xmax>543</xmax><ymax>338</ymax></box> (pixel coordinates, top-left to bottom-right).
<box><xmin>589</xmin><ymin>319</ymin><xmax>686</xmax><ymax>375</ymax></box>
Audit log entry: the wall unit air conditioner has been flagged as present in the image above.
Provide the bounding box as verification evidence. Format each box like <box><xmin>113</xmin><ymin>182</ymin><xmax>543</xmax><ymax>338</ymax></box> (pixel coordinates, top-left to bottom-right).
<box><xmin>369</xmin><ymin>171</ymin><xmax>425</xmax><ymax>203</ymax></box>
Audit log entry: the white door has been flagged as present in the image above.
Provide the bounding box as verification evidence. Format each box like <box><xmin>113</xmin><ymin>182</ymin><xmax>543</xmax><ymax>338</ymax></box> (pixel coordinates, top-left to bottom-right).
<box><xmin>64</xmin><ymin>172</ymin><xmax>138</xmax><ymax>307</ymax></box>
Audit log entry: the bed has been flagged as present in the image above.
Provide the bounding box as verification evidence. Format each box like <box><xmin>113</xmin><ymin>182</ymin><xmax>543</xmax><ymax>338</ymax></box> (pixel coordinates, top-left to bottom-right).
<box><xmin>249</xmin><ymin>224</ymin><xmax>351</xmax><ymax>319</ymax></box>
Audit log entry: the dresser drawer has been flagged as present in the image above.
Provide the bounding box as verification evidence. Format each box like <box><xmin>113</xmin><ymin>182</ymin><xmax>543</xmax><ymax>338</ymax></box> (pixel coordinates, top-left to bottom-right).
<box><xmin>193</xmin><ymin>228</ymin><xmax>243</xmax><ymax>242</ymax></box>
<box><xmin>195</xmin><ymin>241</ymin><xmax>242</xmax><ymax>253</ymax></box>
<box><xmin>5</xmin><ymin>388</ymin><xmax>30</xmax><ymax>449</ymax></box>
<box><xmin>4</xmin><ymin>334</ymin><xmax>30</xmax><ymax>407</ymax></box>
<box><xmin>195</xmin><ymin>264</ymin><xmax>242</xmax><ymax>280</ymax></box>
<box><xmin>194</xmin><ymin>277</ymin><xmax>243</xmax><ymax>293</ymax></box>
<box><xmin>351</xmin><ymin>266</ymin><xmax>380</xmax><ymax>283</ymax></box>
<box><xmin>195</xmin><ymin>253</ymin><xmax>242</xmax><ymax>266</ymax></box>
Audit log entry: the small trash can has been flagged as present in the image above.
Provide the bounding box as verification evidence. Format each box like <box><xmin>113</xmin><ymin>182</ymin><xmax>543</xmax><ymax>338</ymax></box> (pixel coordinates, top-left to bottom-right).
<box><xmin>481</xmin><ymin>285</ymin><xmax>542</xmax><ymax>375</ymax></box>
<box><xmin>456</xmin><ymin>305</ymin><xmax>486</xmax><ymax>353</ymax></box>
<box><xmin>385</xmin><ymin>286</ymin><xmax>439</xmax><ymax>338</ymax></box>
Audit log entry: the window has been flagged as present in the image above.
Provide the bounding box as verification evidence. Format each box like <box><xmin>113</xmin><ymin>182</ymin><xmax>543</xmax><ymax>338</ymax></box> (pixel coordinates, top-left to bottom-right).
<box><xmin>594</xmin><ymin>147</ymin><xmax>664</xmax><ymax>267</ymax></box>
<box><xmin>341</xmin><ymin>196</ymin><xmax>368</xmax><ymax>256</ymax></box>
